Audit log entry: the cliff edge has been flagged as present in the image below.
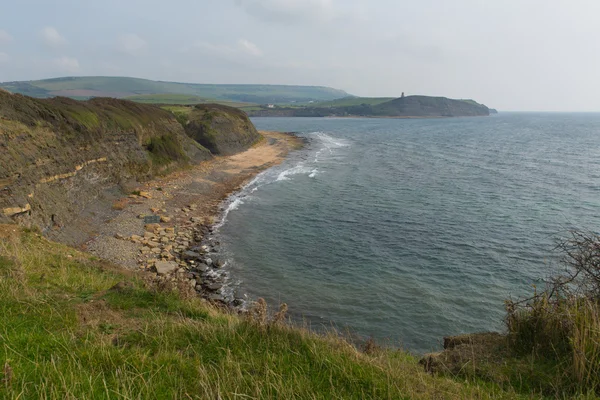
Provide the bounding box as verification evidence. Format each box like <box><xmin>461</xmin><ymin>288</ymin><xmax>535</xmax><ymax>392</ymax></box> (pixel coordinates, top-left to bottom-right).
<box><xmin>184</xmin><ymin>104</ymin><xmax>260</xmax><ymax>155</ymax></box>
<box><xmin>0</xmin><ymin>92</ymin><xmax>258</xmax><ymax>232</ymax></box>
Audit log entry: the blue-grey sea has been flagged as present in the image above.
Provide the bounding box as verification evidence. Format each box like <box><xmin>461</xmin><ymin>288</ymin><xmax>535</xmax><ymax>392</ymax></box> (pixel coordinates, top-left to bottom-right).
<box><xmin>216</xmin><ymin>113</ymin><xmax>600</xmax><ymax>354</ymax></box>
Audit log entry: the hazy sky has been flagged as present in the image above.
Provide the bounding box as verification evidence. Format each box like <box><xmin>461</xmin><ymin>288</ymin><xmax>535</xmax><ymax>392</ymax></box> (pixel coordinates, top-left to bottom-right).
<box><xmin>1</xmin><ymin>0</ymin><xmax>599</xmax><ymax>111</ymax></box>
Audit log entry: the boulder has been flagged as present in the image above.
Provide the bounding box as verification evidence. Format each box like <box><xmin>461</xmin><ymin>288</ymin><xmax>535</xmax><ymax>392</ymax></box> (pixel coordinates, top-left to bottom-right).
<box><xmin>182</xmin><ymin>251</ymin><xmax>201</xmax><ymax>260</ymax></box>
<box><xmin>206</xmin><ymin>282</ymin><xmax>223</xmax><ymax>291</ymax></box>
<box><xmin>155</xmin><ymin>261</ymin><xmax>179</xmax><ymax>276</ymax></box>
<box><xmin>194</xmin><ymin>263</ymin><xmax>209</xmax><ymax>272</ymax></box>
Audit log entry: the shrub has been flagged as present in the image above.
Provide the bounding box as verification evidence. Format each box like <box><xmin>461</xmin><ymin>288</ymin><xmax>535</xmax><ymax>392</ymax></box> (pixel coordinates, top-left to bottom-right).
<box><xmin>505</xmin><ymin>230</ymin><xmax>600</xmax><ymax>394</ymax></box>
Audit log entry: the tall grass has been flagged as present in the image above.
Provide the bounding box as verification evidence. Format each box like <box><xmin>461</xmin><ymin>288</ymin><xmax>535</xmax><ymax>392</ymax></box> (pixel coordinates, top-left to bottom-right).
<box><xmin>505</xmin><ymin>230</ymin><xmax>600</xmax><ymax>395</ymax></box>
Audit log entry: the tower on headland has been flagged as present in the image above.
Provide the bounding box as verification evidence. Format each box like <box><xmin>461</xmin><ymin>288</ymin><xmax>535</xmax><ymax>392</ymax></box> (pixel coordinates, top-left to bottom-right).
<box><xmin>401</xmin><ymin>92</ymin><xmax>405</xmax><ymax>98</ymax></box>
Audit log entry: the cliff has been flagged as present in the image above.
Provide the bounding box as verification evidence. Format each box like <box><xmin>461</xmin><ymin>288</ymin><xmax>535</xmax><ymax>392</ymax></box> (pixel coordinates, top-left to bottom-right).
<box><xmin>183</xmin><ymin>104</ymin><xmax>260</xmax><ymax>155</ymax></box>
<box><xmin>371</xmin><ymin>96</ymin><xmax>489</xmax><ymax>117</ymax></box>
<box><xmin>247</xmin><ymin>95</ymin><xmax>491</xmax><ymax>118</ymax></box>
<box><xmin>0</xmin><ymin>92</ymin><xmax>257</xmax><ymax>231</ymax></box>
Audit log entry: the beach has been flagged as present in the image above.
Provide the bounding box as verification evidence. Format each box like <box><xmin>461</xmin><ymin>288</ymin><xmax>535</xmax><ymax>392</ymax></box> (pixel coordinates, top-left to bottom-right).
<box><xmin>62</xmin><ymin>130</ymin><xmax>304</xmax><ymax>303</ymax></box>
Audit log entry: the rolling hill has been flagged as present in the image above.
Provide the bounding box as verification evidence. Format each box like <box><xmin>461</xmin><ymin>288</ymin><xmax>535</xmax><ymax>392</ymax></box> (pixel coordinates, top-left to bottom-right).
<box><xmin>0</xmin><ymin>76</ymin><xmax>350</xmax><ymax>104</ymax></box>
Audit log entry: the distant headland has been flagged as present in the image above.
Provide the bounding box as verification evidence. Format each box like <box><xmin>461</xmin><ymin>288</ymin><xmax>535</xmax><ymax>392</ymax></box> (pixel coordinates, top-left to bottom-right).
<box><xmin>0</xmin><ymin>76</ymin><xmax>494</xmax><ymax>118</ymax></box>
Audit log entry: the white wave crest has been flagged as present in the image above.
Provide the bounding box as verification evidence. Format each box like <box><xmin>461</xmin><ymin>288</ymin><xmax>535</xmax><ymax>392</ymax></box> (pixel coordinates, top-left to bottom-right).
<box><xmin>276</xmin><ymin>164</ymin><xmax>314</xmax><ymax>181</ymax></box>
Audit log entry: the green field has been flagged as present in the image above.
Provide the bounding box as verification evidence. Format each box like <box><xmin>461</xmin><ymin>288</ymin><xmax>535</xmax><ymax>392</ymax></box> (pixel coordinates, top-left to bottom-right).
<box><xmin>310</xmin><ymin>96</ymin><xmax>396</xmax><ymax>107</ymax></box>
<box><xmin>0</xmin><ymin>76</ymin><xmax>350</xmax><ymax>104</ymax></box>
<box><xmin>125</xmin><ymin>93</ymin><xmax>257</xmax><ymax>108</ymax></box>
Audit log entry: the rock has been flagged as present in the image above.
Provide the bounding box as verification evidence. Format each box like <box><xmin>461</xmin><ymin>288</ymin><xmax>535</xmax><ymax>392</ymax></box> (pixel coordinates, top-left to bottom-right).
<box><xmin>214</xmin><ymin>259</ymin><xmax>226</xmax><ymax>268</ymax></box>
<box><xmin>130</xmin><ymin>235</ymin><xmax>143</xmax><ymax>243</ymax></box>
<box><xmin>152</xmin><ymin>248</ymin><xmax>162</xmax><ymax>254</ymax></box>
<box><xmin>160</xmin><ymin>216</ymin><xmax>172</xmax><ymax>223</ymax></box>
<box><xmin>189</xmin><ymin>279</ymin><xmax>197</xmax><ymax>288</ymax></box>
<box><xmin>195</xmin><ymin>284</ymin><xmax>203</xmax><ymax>291</ymax></box>
<box><xmin>206</xmin><ymin>282</ymin><xmax>223</xmax><ymax>291</ymax></box>
<box><xmin>204</xmin><ymin>258</ymin><xmax>213</xmax><ymax>267</ymax></box>
<box><xmin>194</xmin><ymin>263</ymin><xmax>209</xmax><ymax>272</ymax></box>
<box><xmin>114</xmin><ymin>233</ymin><xmax>125</xmax><ymax>240</ymax></box>
<box><xmin>191</xmin><ymin>217</ymin><xmax>202</xmax><ymax>223</ymax></box>
<box><xmin>147</xmin><ymin>241</ymin><xmax>160</xmax><ymax>248</ymax></box>
<box><xmin>145</xmin><ymin>223</ymin><xmax>160</xmax><ymax>232</ymax></box>
<box><xmin>208</xmin><ymin>293</ymin><xmax>225</xmax><ymax>302</ymax></box>
<box><xmin>232</xmin><ymin>298</ymin><xmax>244</xmax><ymax>307</ymax></box>
<box><xmin>150</xmin><ymin>208</ymin><xmax>160</xmax><ymax>213</ymax></box>
<box><xmin>139</xmin><ymin>191</ymin><xmax>152</xmax><ymax>199</ymax></box>
<box><xmin>183</xmin><ymin>251</ymin><xmax>201</xmax><ymax>260</ymax></box>
<box><xmin>160</xmin><ymin>237</ymin><xmax>169</xmax><ymax>244</ymax></box>
<box><xmin>154</xmin><ymin>261</ymin><xmax>178</xmax><ymax>276</ymax></box>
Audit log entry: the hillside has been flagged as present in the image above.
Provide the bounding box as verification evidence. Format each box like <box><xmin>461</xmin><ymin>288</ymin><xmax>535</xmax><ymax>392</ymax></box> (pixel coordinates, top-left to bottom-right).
<box><xmin>0</xmin><ymin>91</ymin><xmax>257</xmax><ymax>233</ymax></box>
<box><xmin>248</xmin><ymin>95</ymin><xmax>491</xmax><ymax>118</ymax></box>
<box><xmin>309</xmin><ymin>96</ymin><xmax>396</xmax><ymax>107</ymax></box>
<box><xmin>0</xmin><ymin>226</ymin><xmax>538</xmax><ymax>399</ymax></box>
<box><xmin>0</xmin><ymin>76</ymin><xmax>350</xmax><ymax>104</ymax></box>
<box><xmin>124</xmin><ymin>93</ymin><xmax>255</xmax><ymax>108</ymax></box>
<box><xmin>184</xmin><ymin>104</ymin><xmax>261</xmax><ymax>155</ymax></box>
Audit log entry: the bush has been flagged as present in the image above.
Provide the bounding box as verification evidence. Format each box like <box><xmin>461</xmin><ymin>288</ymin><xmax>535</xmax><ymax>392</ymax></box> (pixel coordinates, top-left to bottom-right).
<box><xmin>505</xmin><ymin>230</ymin><xmax>600</xmax><ymax>394</ymax></box>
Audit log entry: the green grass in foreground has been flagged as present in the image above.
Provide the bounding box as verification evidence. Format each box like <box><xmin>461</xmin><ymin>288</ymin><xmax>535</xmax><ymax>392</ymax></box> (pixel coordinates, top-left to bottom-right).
<box><xmin>0</xmin><ymin>226</ymin><xmax>534</xmax><ymax>399</ymax></box>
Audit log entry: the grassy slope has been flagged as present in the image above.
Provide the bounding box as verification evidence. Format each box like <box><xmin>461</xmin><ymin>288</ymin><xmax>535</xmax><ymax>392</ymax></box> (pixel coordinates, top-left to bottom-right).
<box><xmin>0</xmin><ymin>77</ymin><xmax>350</xmax><ymax>103</ymax></box>
<box><xmin>310</xmin><ymin>97</ymin><xmax>396</xmax><ymax>107</ymax></box>
<box><xmin>0</xmin><ymin>226</ymin><xmax>531</xmax><ymax>399</ymax></box>
<box><xmin>125</xmin><ymin>93</ymin><xmax>257</xmax><ymax>108</ymax></box>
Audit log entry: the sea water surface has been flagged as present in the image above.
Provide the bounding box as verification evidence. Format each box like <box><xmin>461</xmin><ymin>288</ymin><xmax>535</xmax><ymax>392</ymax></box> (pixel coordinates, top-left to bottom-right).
<box><xmin>216</xmin><ymin>113</ymin><xmax>600</xmax><ymax>353</ymax></box>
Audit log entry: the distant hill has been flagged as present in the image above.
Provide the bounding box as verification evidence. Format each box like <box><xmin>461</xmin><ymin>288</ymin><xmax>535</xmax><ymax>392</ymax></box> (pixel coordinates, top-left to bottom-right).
<box><xmin>0</xmin><ymin>76</ymin><xmax>350</xmax><ymax>104</ymax></box>
<box><xmin>248</xmin><ymin>95</ymin><xmax>491</xmax><ymax>118</ymax></box>
<box><xmin>309</xmin><ymin>96</ymin><xmax>396</xmax><ymax>108</ymax></box>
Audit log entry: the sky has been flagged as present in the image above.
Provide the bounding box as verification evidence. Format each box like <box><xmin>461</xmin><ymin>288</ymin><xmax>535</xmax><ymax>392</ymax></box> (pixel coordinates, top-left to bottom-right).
<box><xmin>1</xmin><ymin>0</ymin><xmax>599</xmax><ymax>111</ymax></box>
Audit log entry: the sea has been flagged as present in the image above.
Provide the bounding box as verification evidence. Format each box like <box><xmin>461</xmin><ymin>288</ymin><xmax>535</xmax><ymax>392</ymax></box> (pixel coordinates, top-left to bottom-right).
<box><xmin>214</xmin><ymin>113</ymin><xmax>600</xmax><ymax>354</ymax></box>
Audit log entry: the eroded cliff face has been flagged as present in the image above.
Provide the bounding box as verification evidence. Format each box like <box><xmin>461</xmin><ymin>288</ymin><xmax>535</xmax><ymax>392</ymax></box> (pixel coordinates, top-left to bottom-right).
<box><xmin>0</xmin><ymin>92</ymin><xmax>212</xmax><ymax>231</ymax></box>
<box><xmin>184</xmin><ymin>104</ymin><xmax>260</xmax><ymax>156</ymax></box>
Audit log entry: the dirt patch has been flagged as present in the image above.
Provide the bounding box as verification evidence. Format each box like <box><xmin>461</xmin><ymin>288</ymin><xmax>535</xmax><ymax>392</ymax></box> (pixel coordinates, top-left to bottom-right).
<box><xmin>76</xmin><ymin>299</ymin><xmax>133</xmax><ymax>331</ymax></box>
<box><xmin>0</xmin><ymin>224</ymin><xmax>20</xmax><ymax>240</ymax></box>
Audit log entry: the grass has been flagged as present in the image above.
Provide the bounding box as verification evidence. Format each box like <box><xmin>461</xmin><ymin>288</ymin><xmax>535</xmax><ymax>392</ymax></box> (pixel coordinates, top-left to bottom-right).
<box><xmin>145</xmin><ymin>134</ymin><xmax>189</xmax><ymax>168</ymax></box>
<box><xmin>0</xmin><ymin>225</ymin><xmax>534</xmax><ymax>399</ymax></box>
<box><xmin>126</xmin><ymin>93</ymin><xmax>258</xmax><ymax>108</ymax></box>
<box><xmin>309</xmin><ymin>96</ymin><xmax>396</xmax><ymax>108</ymax></box>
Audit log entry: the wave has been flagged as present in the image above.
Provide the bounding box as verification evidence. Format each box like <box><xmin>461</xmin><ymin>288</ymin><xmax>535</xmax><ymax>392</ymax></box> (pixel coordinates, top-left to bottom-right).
<box><xmin>214</xmin><ymin>131</ymin><xmax>350</xmax><ymax>229</ymax></box>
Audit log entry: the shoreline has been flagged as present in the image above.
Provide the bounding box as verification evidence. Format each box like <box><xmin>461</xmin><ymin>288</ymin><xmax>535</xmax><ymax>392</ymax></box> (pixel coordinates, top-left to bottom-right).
<box><xmin>83</xmin><ymin>130</ymin><xmax>304</xmax><ymax>305</ymax></box>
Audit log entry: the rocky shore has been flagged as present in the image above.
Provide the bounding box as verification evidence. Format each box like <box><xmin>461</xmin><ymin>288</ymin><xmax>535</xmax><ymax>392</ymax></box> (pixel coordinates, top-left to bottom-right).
<box><xmin>84</xmin><ymin>131</ymin><xmax>303</xmax><ymax>307</ymax></box>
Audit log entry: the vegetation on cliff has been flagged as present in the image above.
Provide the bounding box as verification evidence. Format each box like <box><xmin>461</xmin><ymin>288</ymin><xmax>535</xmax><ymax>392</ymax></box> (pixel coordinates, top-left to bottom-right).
<box><xmin>247</xmin><ymin>95</ymin><xmax>491</xmax><ymax>118</ymax></box>
<box><xmin>183</xmin><ymin>104</ymin><xmax>261</xmax><ymax>156</ymax></box>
